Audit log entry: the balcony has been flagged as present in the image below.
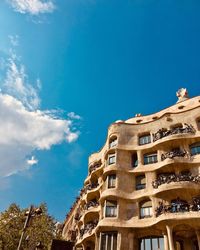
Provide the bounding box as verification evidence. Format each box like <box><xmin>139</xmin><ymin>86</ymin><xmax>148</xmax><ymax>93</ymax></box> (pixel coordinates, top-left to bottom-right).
<box><xmin>161</xmin><ymin>149</ymin><xmax>186</xmax><ymax>161</ymax></box>
<box><xmin>84</xmin><ymin>182</ymin><xmax>99</xmax><ymax>193</ymax></box>
<box><xmin>89</xmin><ymin>163</ymin><xmax>101</xmax><ymax>174</ymax></box>
<box><xmin>155</xmin><ymin>197</ymin><xmax>200</xmax><ymax>217</ymax></box>
<box><xmin>68</xmin><ymin>230</ymin><xmax>77</xmax><ymax>242</ymax></box>
<box><xmin>79</xmin><ymin>219</ymin><xmax>98</xmax><ymax>238</ymax></box>
<box><xmin>152</xmin><ymin>172</ymin><xmax>200</xmax><ymax>189</ymax></box>
<box><xmin>84</xmin><ymin>200</ymin><xmax>99</xmax><ymax>210</ymax></box>
<box><xmin>152</xmin><ymin>123</ymin><xmax>195</xmax><ymax>142</ymax></box>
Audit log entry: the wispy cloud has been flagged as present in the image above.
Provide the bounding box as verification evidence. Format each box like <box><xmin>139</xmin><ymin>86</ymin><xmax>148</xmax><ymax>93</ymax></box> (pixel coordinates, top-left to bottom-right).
<box><xmin>67</xmin><ymin>112</ymin><xmax>82</xmax><ymax>120</ymax></box>
<box><xmin>3</xmin><ymin>52</ymin><xmax>40</xmax><ymax>110</ymax></box>
<box><xmin>8</xmin><ymin>35</ymin><xmax>19</xmax><ymax>47</ymax></box>
<box><xmin>7</xmin><ymin>0</ymin><xmax>55</xmax><ymax>15</ymax></box>
<box><xmin>0</xmin><ymin>38</ymin><xmax>81</xmax><ymax>177</ymax></box>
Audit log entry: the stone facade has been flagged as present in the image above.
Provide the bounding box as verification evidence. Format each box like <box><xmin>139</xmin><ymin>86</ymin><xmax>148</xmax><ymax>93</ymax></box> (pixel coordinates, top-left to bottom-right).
<box><xmin>62</xmin><ymin>91</ymin><xmax>200</xmax><ymax>250</ymax></box>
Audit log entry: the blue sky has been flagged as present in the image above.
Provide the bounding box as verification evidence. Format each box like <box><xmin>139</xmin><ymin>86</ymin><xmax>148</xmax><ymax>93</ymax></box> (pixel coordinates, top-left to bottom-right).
<box><xmin>0</xmin><ymin>0</ymin><xmax>200</xmax><ymax>221</ymax></box>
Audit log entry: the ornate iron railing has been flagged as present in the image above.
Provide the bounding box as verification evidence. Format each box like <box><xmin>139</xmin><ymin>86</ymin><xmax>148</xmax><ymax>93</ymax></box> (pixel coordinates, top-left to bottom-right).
<box><xmin>152</xmin><ymin>173</ymin><xmax>200</xmax><ymax>189</ymax></box>
<box><xmin>152</xmin><ymin>123</ymin><xmax>195</xmax><ymax>142</ymax></box>
<box><xmin>155</xmin><ymin>197</ymin><xmax>200</xmax><ymax>217</ymax></box>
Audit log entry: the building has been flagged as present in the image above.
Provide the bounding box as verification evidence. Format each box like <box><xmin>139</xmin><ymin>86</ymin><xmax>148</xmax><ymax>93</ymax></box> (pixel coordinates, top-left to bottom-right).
<box><xmin>62</xmin><ymin>89</ymin><xmax>200</xmax><ymax>250</ymax></box>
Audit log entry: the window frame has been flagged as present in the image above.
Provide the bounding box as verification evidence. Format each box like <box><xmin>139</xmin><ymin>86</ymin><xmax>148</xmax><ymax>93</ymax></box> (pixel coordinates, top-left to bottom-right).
<box><xmin>140</xmin><ymin>200</ymin><xmax>153</xmax><ymax>219</ymax></box>
<box><xmin>99</xmin><ymin>232</ymin><xmax>118</xmax><ymax>250</ymax></box>
<box><xmin>190</xmin><ymin>142</ymin><xmax>200</xmax><ymax>156</ymax></box>
<box><xmin>143</xmin><ymin>152</ymin><xmax>158</xmax><ymax>165</ymax></box>
<box><xmin>136</xmin><ymin>175</ymin><xmax>146</xmax><ymax>190</ymax></box>
<box><xmin>107</xmin><ymin>174</ymin><xmax>116</xmax><ymax>189</ymax></box>
<box><xmin>139</xmin><ymin>236</ymin><xmax>164</xmax><ymax>250</ymax></box>
<box><xmin>132</xmin><ymin>152</ymin><xmax>138</xmax><ymax>168</ymax></box>
<box><xmin>109</xmin><ymin>137</ymin><xmax>118</xmax><ymax>148</ymax></box>
<box><xmin>105</xmin><ymin>200</ymin><xmax>118</xmax><ymax>218</ymax></box>
<box><xmin>139</xmin><ymin>134</ymin><xmax>151</xmax><ymax>145</ymax></box>
<box><xmin>108</xmin><ymin>154</ymin><xmax>116</xmax><ymax>165</ymax></box>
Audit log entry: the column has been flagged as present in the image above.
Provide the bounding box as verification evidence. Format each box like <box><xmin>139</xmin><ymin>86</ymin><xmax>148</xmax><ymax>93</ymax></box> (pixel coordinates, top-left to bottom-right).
<box><xmin>128</xmin><ymin>232</ymin><xmax>135</xmax><ymax>250</ymax></box>
<box><xmin>163</xmin><ymin>233</ymin><xmax>169</xmax><ymax>250</ymax></box>
<box><xmin>95</xmin><ymin>233</ymin><xmax>100</xmax><ymax>250</ymax></box>
<box><xmin>137</xmin><ymin>151</ymin><xmax>143</xmax><ymax>166</ymax></box>
<box><xmin>166</xmin><ymin>225</ymin><xmax>175</xmax><ymax>250</ymax></box>
<box><xmin>196</xmin><ymin>230</ymin><xmax>200</xmax><ymax>250</ymax></box>
<box><xmin>117</xmin><ymin>231</ymin><xmax>122</xmax><ymax>250</ymax></box>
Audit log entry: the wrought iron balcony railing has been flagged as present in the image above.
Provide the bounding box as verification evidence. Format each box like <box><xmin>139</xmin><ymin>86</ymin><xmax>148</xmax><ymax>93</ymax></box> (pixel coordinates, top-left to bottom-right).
<box><xmin>79</xmin><ymin>219</ymin><xmax>99</xmax><ymax>238</ymax></box>
<box><xmin>84</xmin><ymin>200</ymin><xmax>99</xmax><ymax>210</ymax></box>
<box><xmin>161</xmin><ymin>149</ymin><xmax>187</xmax><ymax>161</ymax></box>
<box><xmin>155</xmin><ymin>197</ymin><xmax>200</xmax><ymax>217</ymax></box>
<box><xmin>152</xmin><ymin>172</ymin><xmax>200</xmax><ymax>189</ymax></box>
<box><xmin>152</xmin><ymin>123</ymin><xmax>195</xmax><ymax>142</ymax></box>
<box><xmin>89</xmin><ymin>164</ymin><xmax>101</xmax><ymax>174</ymax></box>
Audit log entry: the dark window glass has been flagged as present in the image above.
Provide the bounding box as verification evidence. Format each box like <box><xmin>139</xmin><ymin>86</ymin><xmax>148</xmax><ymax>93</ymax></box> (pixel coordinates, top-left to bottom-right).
<box><xmin>139</xmin><ymin>134</ymin><xmax>151</xmax><ymax>145</ymax></box>
<box><xmin>139</xmin><ymin>237</ymin><xmax>164</xmax><ymax>250</ymax></box>
<box><xmin>105</xmin><ymin>200</ymin><xmax>117</xmax><ymax>217</ymax></box>
<box><xmin>190</xmin><ymin>143</ymin><xmax>200</xmax><ymax>156</ymax></box>
<box><xmin>140</xmin><ymin>200</ymin><xmax>152</xmax><ymax>218</ymax></box>
<box><xmin>108</xmin><ymin>154</ymin><xmax>116</xmax><ymax>165</ymax></box>
<box><xmin>100</xmin><ymin>232</ymin><xmax>117</xmax><ymax>250</ymax></box>
<box><xmin>108</xmin><ymin>175</ymin><xmax>116</xmax><ymax>188</ymax></box>
<box><xmin>132</xmin><ymin>153</ymin><xmax>138</xmax><ymax>167</ymax></box>
<box><xmin>144</xmin><ymin>153</ymin><xmax>157</xmax><ymax>165</ymax></box>
<box><xmin>136</xmin><ymin>175</ymin><xmax>146</xmax><ymax>190</ymax></box>
<box><xmin>109</xmin><ymin>138</ymin><xmax>117</xmax><ymax>148</ymax></box>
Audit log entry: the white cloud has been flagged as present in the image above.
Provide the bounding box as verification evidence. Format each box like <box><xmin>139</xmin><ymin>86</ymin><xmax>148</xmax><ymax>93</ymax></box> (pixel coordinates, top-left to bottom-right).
<box><xmin>3</xmin><ymin>54</ymin><xmax>40</xmax><ymax>110</ymax></box>
<box><xmin>67</xmin><ymin>112</ymin><xmax>82</xmax><ymax>120</ymax></box>
<box><xmin>27</xmin><ymin>156</ymin><xmax>38</xmax><ymax>166</ymax></box>
<box><xmin>0</xmin><ymin>93</ymin><xmax>80</xmax><ymax>177</ymax></box>
<box><xmin>0</xmin><ymin>47</ymin><xmax>80</xmax><ymax>177</ymax></box>
<box><xmin>7</xmin><ymin>0</ymin><xmax>55</xmax><ymax>15</ymax></box>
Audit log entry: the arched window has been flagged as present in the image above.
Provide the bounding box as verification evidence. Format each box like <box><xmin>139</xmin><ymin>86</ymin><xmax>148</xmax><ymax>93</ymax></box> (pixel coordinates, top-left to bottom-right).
<box><xmin>140</xmin><ymin>200</ymin><xmax>152</xmax><ymax>218</ymax></box>
<box><xmin>109</xmin><ymin>136</ymin><xmax>117</xmax><ymax>148</ymax></box>
<box><xmin>139</xmin><ymin>133</ymin><xmax>151</xmax><ymax>145</ymax></box>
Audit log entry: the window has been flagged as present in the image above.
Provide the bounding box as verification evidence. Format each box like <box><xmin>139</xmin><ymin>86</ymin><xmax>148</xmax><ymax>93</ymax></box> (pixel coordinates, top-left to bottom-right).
<box><xmin>139</xmin><ymin>134</ymin><xmax>151</xmax><ymax>145</ymax></box>
<box><xmin>105</xmin><ymin>200</ymin><xmax>117</xmax><ymax>217</ymax></box>
<box><xmin>197</xmin><ymin>119</ymin><xmax>200</xmax><ymax>130</ymax></box>
<box><xmin>109</xmin><ymin>137</ymin><xmax>117</xmax><ymax>148</ymax></box>
<box><xmin>108</xmin><ymin>174</ymin><xmax>116</xmax><ymax>188</ymax></box>
<box><xmin>139</xmin><ymin>236</ymin><xmax>164</xmax><ymax>250</ymax></box>
<box><xmin>100</xmin><ymin>232</ymin><xmax>117</xmax><ymax>250</ymax></box>
<box><xmin>144</xmin><ymin>153</ymin><xmax>157</xmax><ymax>165</ymax></box>
<box><xmin>136</xmin><ymin>175</ymin><xmax>146</xmax><ymax>190</ymax></box>
<box><xmin>132</xmin><ymin>153</ymin><xmax>138</xmax><ymax>168</ymax></box>
<box><xmin>140</xmin><ymin>200</ymin><xmax>152</xmax><ymax>218</ymax></box>
<box><xmin>190</xmin><ymin>142</ymin><xmax>200</xmax><ymax>156</ymax></box>
<box><xmin>108</xmin><ymin>154</ymin><xmax>116</xmax><ymax>165</ymax></box>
